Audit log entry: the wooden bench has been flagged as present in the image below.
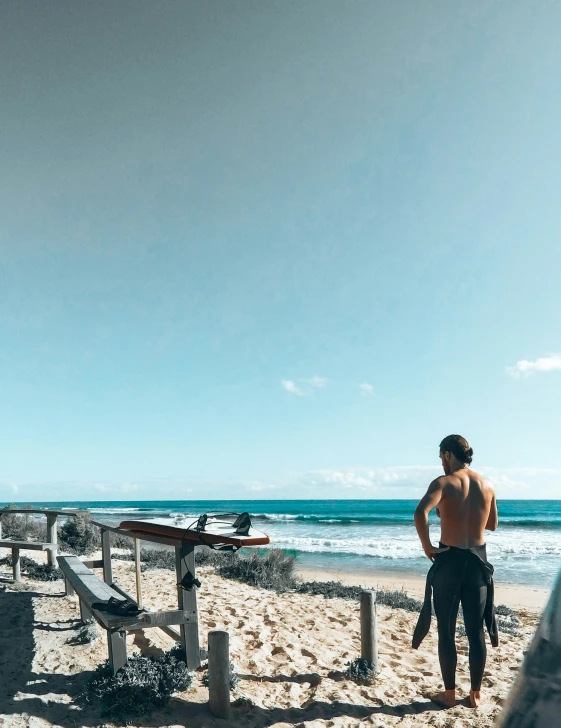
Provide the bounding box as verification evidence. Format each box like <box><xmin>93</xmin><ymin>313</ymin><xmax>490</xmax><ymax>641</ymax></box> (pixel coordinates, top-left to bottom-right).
<box><xmin>0</xmin><ymin>540</ymin><xmax>58</xmax><ymax>582</ymax></box>
<box><xmin>58</xmin><ymin>555</ymin><xmax>196</xmax><ymax>673</ymax></box>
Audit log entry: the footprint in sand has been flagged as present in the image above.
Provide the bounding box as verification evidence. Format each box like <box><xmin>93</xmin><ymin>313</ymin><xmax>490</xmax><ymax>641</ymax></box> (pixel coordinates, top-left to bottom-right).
<box><xmin>301</xmin><ymin>648</ymin><xmax>317</xmax><ymax>663</ymax></box>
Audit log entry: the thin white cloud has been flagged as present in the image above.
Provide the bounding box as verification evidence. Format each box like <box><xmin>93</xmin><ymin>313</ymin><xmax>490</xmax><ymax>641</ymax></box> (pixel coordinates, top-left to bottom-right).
<box><xmin>281</xmin><ymin>379</ymin><xmax>306</xmax><ymax>396</ymax></box>
<box><xmin>309</xmin><ymin>375</ymin><xmax>328</xmax><ymax>388</ymax></box>
<box><xmin>507</xmin><ymin>354</ymin><xmax>561</xmax><ymax>377</ymax></box>
<box><xmin>359</xmin><ymin>382</ymin><xmax>374</xmax><ymax>396</ymax></box>
<box><xmin>243</xmin><ymin>481</ymin><xmax>276</xmax><ymax>492</ymax></box>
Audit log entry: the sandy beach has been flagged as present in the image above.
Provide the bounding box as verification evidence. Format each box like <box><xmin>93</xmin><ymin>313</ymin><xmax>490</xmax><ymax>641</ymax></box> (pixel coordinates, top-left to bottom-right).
<box><xmin>0</xmin><ymin>550</ymin><xmax>544</xmax><ymax>728</ymax></box>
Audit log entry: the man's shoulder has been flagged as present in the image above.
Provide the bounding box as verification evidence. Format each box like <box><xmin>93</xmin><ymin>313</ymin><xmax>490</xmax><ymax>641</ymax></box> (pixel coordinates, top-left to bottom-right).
<box><xmin>428</xmin><ymin>474</ymin><xmax>453</xmax><ymax>490</ymax></box>
<box><xmin>468</xmin><ymin>469</ymin><xmax>495</xmax><ymax>491</ymax></box>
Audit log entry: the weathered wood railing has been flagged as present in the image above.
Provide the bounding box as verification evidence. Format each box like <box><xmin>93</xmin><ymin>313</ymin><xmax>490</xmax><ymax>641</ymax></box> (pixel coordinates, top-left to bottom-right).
<box><xmin>0</xmin><ymin>508</ymin><xmax>81</xmax><ymax>580</ymax></box>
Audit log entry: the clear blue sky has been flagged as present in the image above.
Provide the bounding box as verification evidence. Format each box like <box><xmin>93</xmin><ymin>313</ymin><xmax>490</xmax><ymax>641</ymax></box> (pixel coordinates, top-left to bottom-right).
<box><xmin>1</xmin><ymin>1</ymin><xmax>560</xmax><ymax>501</ymax></box>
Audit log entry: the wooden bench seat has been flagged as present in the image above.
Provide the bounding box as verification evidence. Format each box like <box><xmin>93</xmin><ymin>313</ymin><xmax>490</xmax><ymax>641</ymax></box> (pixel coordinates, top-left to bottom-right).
<box><xmin>58</xmin><ymin>555</ymin><xmax>194</xmax><ymax>673</ymax></box>
<box><xmin>0</xmin><ymin>539</ymin><xmax>58</xmax><ymax>582</ymax></box>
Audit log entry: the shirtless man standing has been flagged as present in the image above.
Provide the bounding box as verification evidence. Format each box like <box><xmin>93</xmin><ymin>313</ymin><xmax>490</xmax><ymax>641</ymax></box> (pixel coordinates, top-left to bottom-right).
<box><xmin>413</xmin><ymin>435</ymin><xmax>499</xmax><ymax>709</ymax></box>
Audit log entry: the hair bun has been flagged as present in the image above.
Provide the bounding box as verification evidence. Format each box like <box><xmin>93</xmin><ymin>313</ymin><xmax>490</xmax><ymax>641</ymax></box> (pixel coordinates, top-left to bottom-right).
<box><xmin>439</xmin><ymin>434</ymin><xmax>473</xmax><ymax>464</ymax></box>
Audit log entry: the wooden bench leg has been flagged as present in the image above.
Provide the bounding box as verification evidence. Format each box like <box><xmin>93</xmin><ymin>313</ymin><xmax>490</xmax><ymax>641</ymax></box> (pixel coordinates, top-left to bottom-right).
<box><xmin>65</xmin><ymin>578</ymin><xmax>75</xmax><ymax>596</ymax></box>
<box><xmin>79</xmin><ymin>598</ymin><xmax>93</xmax><ymax>623</ymax></box>
<box><xmin>46</xmin><ymin>514</ymin><xmax>57</xmax><ymax>567</ymax></box>
<box><xmin>108</xmin><ymin>629</ymin><xmax>127</xmax><ymax>674</ymax></box>
<box><xmin>176</xmin><ymin>542</ymin><xmax>201</xmax><ymax>670</ymax></box>
<box><xmin>12</xmin><ymin>548</ymin><xmax>21</xmax><ymax>582</ymax></box>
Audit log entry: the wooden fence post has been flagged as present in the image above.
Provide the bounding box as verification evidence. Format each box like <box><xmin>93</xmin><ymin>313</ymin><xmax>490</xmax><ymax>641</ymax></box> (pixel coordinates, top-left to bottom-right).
<box><xmin>12</xmin><ymin>547</ymin><xmax>21</xmax><ymax>582</ymax></box>
<box><xmin>134</xmin><ymin>538</ymin><xmax>143</xmax><ymax>608</ymax></box>
<box><xmin>208</xmin><ymin>630</ymin><xmax>230</xmax><ymax>719</ymax></box>
<box><xmin>46</xmin><ymin>513</ymin><xmax>58</xmax><ymax>567</ymax></box>
<box><xmin>101</xmin><ymin>528</ymin><xmax>113</xmax><ymax>585</ymax></box>
<box><xmin>360</xmin><ymin>590</ymin><xmax>378</xmax><ymax>671</ymax></box>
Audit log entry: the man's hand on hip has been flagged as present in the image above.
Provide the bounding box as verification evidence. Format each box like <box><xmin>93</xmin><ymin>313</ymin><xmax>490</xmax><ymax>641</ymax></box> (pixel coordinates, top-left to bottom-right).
<box><xmin>424</xmin><ymin>544</ymin><xmax>450</xmax><ymax>562</ymax></box>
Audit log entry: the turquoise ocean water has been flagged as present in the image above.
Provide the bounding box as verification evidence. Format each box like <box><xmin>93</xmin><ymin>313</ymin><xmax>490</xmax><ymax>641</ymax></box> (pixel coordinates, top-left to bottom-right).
<box><xmin>3</xmin><ymin>500</ymin><xmax>560</xmax><ymax>589</ymax></box>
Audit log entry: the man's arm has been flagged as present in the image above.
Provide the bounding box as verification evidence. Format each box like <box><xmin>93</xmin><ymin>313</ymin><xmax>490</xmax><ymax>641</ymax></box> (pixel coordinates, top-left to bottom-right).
<box><xmin>485</xmin><ymin>490</ymin><xmax>498</xmax><ymax>531</ymax></box>
<box><xmin>414</xmin><ymin>478</ymin><xmax>450</xmax><ymax>561</ymax></box>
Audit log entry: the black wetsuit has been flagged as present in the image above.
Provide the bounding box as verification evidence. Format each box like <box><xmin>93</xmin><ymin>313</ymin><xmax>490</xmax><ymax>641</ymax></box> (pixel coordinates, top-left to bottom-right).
<box><xmin>412</xmin><ymin>544</ymin><xmax>498</xmax><ymax>691</ymax></box>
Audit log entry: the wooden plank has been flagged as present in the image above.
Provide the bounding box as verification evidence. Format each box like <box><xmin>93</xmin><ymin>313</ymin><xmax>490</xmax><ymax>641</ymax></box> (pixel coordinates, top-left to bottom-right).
<box><xmin>58</xmin><ymin>557</ymin><xmax>136</xmax><ymax>630</ymax></box>
<box><xmin>91</xmin><ymin>521</ymin><xmax>183</xmax><ymax>548</ymax></box>
<box><xmin>57</xmin><ymin>556</ymin><xmax>194</xmax><ymax>632</ymax></box>
<box><xmin>83</xmin><ymin>559</ymin><xmax>104</xmax><ymax>569</ymax></box>
<box><xmin>134</xmin><ymin>538</ymin><xmax>143</xmax><ymax>609</ymax></box>
<box><xmin>133</xmin><ymin>610</ymin><xmax>195</xmax><ymax>629</ymax></box>
<box><xmin>91</xmin><ymin>521</ymin><xmax>135</xmax><ymax>537</ymax></box>
<box><xmin>208</xmin><ymin>630</ymin><xmax>231</xmax><ymax>719</ymax></box>
<box><xmin>12</xmin><ymin>548</ymin><xmax>21</xmax><ymax>582</ymax></box>
<box><xmin>0</xmin><ymin>540</ymin><xmax>57</xmax><ymax>551</ymax></box>
<box><xmin>0</xmin><ymin>509</ymin><xmax>83</xmax><ymax>516</ymax></box>
<box><xmin>66</xmin><ymin>559</ymin><xmax>97</xmax><ymax>575</ymax></box>
<box><xmin>108</xmin><ymin>629</ymin><xmax>127</xmax><ymax>674</ymax></box>
<box><xmin>176</xmin><ymin>542</ymin><xmax>201</xmax><ymax>670</ymax></box>
<box><xmin>100</xmin><ymin>529</ymin><xmax>113</xmax><ymax>585</ymax></box>
<box><xmin>46</xmin><ymin>513</ymin><xmax>57</xmax><ymax>567</ymax></box>
<box><xmin>159</xmin><ymin>625</ymin><xmax>181</xmax><ymax>641</ymax></box>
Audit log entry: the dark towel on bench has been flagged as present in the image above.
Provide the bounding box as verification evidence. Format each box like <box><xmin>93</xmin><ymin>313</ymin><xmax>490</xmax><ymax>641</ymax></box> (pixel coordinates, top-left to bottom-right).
<box><xmin>92</xmin><ymin>596</ymin><xmax>145</xmax><ymax>617</ymax></box>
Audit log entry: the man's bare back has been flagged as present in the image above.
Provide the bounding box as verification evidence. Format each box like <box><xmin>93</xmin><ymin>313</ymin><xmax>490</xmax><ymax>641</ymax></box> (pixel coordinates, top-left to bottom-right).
<box><xmin>437</xmin><ymin>468</ymin><xmax>497</xmax><ymax>549</ymax></box>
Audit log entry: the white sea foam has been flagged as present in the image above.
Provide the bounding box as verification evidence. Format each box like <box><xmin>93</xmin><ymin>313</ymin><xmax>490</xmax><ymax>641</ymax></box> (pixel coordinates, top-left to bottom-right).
<box><xmin>89</xmin><ymin>507</ymin><xmax>141</xmax><ymax>513</ymax></box>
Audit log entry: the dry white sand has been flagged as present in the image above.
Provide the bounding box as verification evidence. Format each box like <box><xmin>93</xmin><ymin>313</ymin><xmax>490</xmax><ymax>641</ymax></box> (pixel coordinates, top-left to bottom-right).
<box><xmin>0</xmin><ymin>552</ymin><xmax>544</xmax><ymax>728</ymax></box>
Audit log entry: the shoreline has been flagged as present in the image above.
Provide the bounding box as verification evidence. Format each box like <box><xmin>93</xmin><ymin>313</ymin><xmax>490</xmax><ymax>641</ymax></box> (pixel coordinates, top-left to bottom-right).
<box><xmin>296</xmin><ymin>565</ymin><xmax>550</xmax><ymax>611</ymax></box>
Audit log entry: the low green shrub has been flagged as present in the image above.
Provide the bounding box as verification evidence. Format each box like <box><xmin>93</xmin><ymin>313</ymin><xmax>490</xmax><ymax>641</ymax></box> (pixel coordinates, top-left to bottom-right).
<box><xmin>2</xmin><ymin>554</ymin><xmax>63</xmax><ymax>581</ymax></box>
<box><xmin>119</xmin><ymin>545</ymin><xmax>230</xmax><ymax>571</ymax></box>
<box><xmin>59</xmin><ymin>514</ymin><xmax>100</xmax><ymax>555</ymax></box>
<box><xmin>296</xmin><ymin>581</ymin><xmax>423</xmax><ymax>612</ymax></box>
<box><xmin>216</xmin><ymin>549</ymin><xmax>297</xmax><ymax>592</ymax></box>
<box><xmin>110</xmin><ymin>532</ymin><xmax>134</xmax><ymax>549</ymax></box>
<box><xmin>82</xmin><ymin>652</ymin><xmax>192</xmax><ymax>721</ymax></box>
<box><xmin>67</xmin><ymin>622</ymin><xmax>99</xmax><ymax>645</ymax></box>
<box><xmin>1</xmin><ymin>505</ymin><xmax>45</xmax><ymax>541</ymax></box>
<box><xmin>195</xmin><ymin>547</ymin><xmax>230</xmax><ymax>568</ymax></box>
<box><xmin>345</xmin><ymin>658</ymin><xmax>377</xmax><ymax>684</ymax></box>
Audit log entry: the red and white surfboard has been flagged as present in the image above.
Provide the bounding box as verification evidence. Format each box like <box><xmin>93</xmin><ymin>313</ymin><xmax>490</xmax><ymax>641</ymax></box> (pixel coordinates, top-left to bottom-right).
<box><xmin>119</xmin><ymin>517</ymin><xmax>270</xmax><ymax>548</ymax></box>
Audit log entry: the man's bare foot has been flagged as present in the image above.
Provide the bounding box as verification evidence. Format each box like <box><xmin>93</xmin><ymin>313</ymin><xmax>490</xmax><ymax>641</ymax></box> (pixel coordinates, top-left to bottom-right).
<box><xmin>427</xmin><ymin>689</ymin><xmax>456</xmax><ymax>708</ymax></box>
<box><xmin>469</xmin><ymin>690</ymin><xmax>482</xmax><ymax>708</ymax></box>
